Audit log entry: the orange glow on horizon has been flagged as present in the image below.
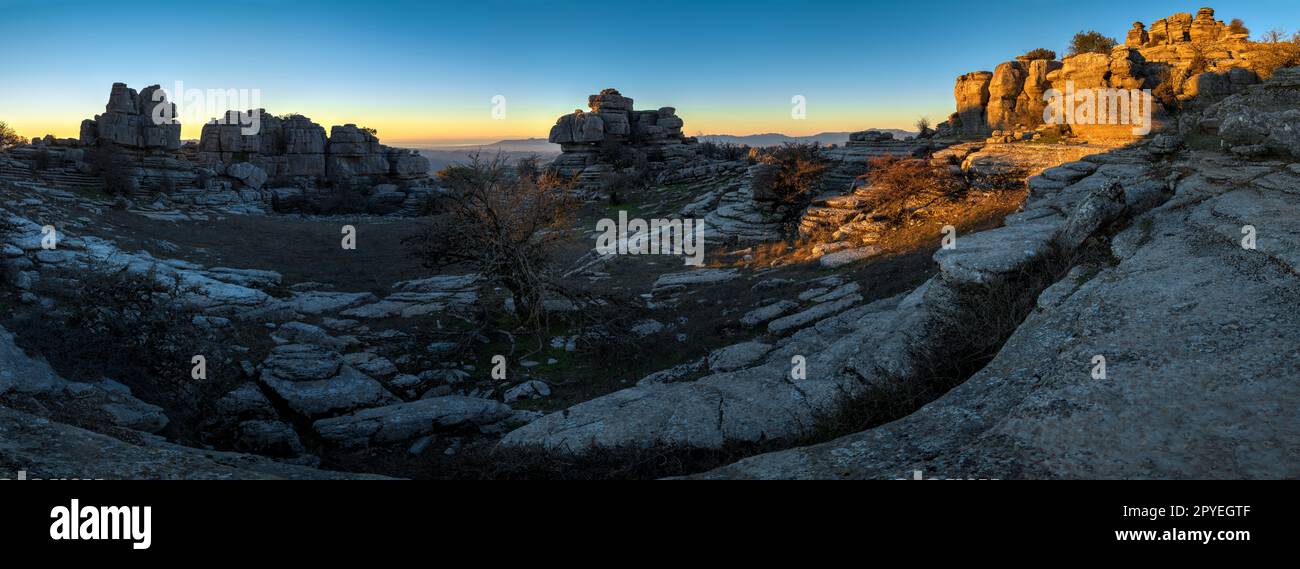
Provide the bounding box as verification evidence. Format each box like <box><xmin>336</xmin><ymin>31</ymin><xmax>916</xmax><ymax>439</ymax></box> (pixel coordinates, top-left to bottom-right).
<box><xmin>11</xmin><ymin>106</ymin><xmax>925</xmax><ymax>146</ymax></box>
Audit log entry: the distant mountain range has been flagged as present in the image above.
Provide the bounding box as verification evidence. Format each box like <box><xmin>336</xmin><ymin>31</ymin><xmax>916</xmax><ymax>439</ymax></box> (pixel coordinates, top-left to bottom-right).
<box><xmin>697</xmin><ymin>130</ymin><xmax>916</xmax><ymax>147</ymax></box>
<box><xmin>405</xmin><ymin>130</ymin><xmax>919</xmax><ymax>172</ymax></box>
<box><xmin>404</xmin><ymin>138</ymin><xmax>560</xmax><ymax>173</ymax></box>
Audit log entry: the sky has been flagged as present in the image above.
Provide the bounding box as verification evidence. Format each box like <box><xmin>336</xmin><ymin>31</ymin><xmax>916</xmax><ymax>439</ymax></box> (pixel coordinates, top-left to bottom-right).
<box><xmin>1</xmin><ymin>0</ymin><xmax>1296</xmax><ymax>145</ymax></box>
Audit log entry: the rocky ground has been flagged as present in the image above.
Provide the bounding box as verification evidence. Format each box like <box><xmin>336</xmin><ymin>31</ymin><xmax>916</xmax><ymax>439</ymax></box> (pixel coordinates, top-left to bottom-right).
<box><xmin>10</xmin><ymin>106</ymin><xmax>1297</xmax><ymax>479</ymax></box>
<box><xmin>3</xmin><ymin>23</ymin><xmax>1297</xmax><ymax>478</ymax></box>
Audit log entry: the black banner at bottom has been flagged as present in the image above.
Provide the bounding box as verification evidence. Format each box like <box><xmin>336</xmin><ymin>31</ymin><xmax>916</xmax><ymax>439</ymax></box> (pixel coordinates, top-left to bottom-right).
<box><xmin>0</xmin><ymin>480</ymin><xmax>1285</xmax><ymax>558</ymax></box>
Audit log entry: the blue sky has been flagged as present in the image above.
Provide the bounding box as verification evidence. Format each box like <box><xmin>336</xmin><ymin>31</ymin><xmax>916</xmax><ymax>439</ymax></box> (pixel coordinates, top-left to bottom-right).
<box><xmin>1</xmin><ymin>0</ymin><xmax>1295</xmax><ymax>143</ymax></box>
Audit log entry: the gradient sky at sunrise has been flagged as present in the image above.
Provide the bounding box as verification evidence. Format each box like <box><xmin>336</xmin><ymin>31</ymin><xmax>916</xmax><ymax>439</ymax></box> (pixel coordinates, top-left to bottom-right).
<box><xmin>2</xmin><ymin>0</ymin><xmax>1296</xmax><ymax>144</ymax></box>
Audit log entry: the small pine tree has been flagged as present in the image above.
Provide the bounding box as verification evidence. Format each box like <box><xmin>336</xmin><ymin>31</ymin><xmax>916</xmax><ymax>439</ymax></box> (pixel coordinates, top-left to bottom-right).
<box><xmin>1018</xmin><ymin>48</ymin><xmax>1058</xmax><ymax>61</ymax></box>
<box><xmin>1069</xmin><ymin>31</ymin><xmax>1118</xmax><ymax>56</ymax></box>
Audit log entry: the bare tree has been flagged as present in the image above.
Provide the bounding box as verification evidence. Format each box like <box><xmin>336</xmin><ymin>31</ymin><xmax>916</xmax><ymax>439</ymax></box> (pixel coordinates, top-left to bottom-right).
<box><xmin>0</xmin><ymin>121</ymin><xmax>24</xmax><ymax>150</ymax></box>
<box><xmin>915</xmin><ymin>116</ymin><xmax>933</xmax><ymax>138</ymax></box>
<box><xmin>405</xmin><ymin>153</ymin><xmax>576</xmax><ymax>327</ymax></box>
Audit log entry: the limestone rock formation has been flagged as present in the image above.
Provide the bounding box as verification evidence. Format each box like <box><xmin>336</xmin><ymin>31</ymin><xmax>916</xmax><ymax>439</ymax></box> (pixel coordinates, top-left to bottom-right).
<box><xmin>954</xmin><ymin>72</ymin><xmax>993</xmax><ymax>136</ymax></box>
<box><xmin>547</xmin><ymin>88</ymin><xmax>699</xmax><ymax>185</ymax></box>
<box><xmin>941</xmin><ymin>8</ymin><xmax>1267</xmax><ymax>140</ymax></box>
<box><xmin>198</xmin><ymin>112</ymin><xmax>329</xmax><ymax>178</ymax></box>
<box><xmin>197</xmin><ymin>116</ymin><xmax>429</xmax><ymax>182</ymax></box>
<box><xmin>79</xmin><ymin>83</ymin><xmax>182</xmax><ymax>151</ymax></box>
<box><xmin>1203</xmin><ymin>66</ymin><xmax>1300</xmax><ymax>159</ymax></box>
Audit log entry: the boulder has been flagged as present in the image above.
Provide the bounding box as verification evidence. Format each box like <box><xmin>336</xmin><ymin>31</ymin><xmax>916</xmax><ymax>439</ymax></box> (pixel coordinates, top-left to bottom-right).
<box><xmin>258</xmin><ymin>344</ymin><xmax>397</xmax><ymax>418</ymax></box>
<box><xmin>226</xmin><ymin>162</ymin><xmax>268</xmax><ymax>190</ymax></box>
<box><xmin>1206</xmin><ymin>67</ymin><xmax>1300</xmax><ymax>159</ymax></box>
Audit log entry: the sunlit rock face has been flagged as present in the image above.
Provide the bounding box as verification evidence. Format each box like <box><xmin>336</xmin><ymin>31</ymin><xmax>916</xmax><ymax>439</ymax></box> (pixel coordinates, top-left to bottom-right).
<box><xmin>79</xmin><ymin>82</ymin><xmax>182</xmax><ymax>151</ymax></box>
<box><xmin>939</xmin><ymin>7</ymin><xmax>1268</xmax><ymax>140</ymax></box>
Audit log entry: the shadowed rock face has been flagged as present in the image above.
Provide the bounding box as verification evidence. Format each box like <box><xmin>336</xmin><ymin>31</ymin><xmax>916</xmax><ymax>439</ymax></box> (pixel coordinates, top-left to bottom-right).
<box><xmin>1204</xmin><ymin>67</ymin><xmax>1300</xmax><ymax>159</ymax></box>
<box><xmin>79</xmin><ymin>83</ymin><xmax>182</xmax><ymax>151</ymax></box>
<box><xmin>546</xmin><ymin>88</ymin><xmax>699</xmax><ymax>179</ymax></box>
<box><xmin>197</xmin><ymin>115</ymin><xmax>429</xmax><ymax>181</ymax></box>
<box><xmin>954</xmin><ymin>72</ymin><xmax>993</xmax><ymax>136</ymax></box>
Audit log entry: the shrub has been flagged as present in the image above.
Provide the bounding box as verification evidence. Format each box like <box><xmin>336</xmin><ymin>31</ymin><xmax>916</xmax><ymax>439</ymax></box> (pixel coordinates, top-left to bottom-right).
<box><xmin>753</xmin><ymin>142</ymin><xmax>828</xmax><ymax>209</ymax></box>
<box><xmin>0</xmin><ymin>121</ymin><xmax>23</xmax><ymax>150</ymax></box>
<box><xmin>860</xmin><ymin>156</ymin><xmax>968</xmax><ymax>227</ymax></box>
<box><xmin>406</xmin><ymin>152</ymin><xmax>577</xmax><ymax>327</ymax></box>
<box><xmin>1152</xmin><ymin>79</ymin><xmax>1182</xmax><ymax>113</ymax></box>
<box><xmin>1019</xmin><ymin>47</ymin><xmax>1058</xmax><ymax>61</ymax></box>
<box><xmin>1250</xmin><ymin>31</ymin><xmax>1300</xmax><ymax>78</ymax></box>
<box><xmin>26</xmin><ymin>263</ymin><xmax>211</xmax><ymax>385</ymax></box>
<box><xmin>599</xmin><ymin>140</ymin><xmax>642</xmax><ymax>169</ymax></box>
<box><xmin>699</xmin><ymin>141</ymin><xmax>752</xmax><ymax>161</ymax></box>
<box><xmin>157</xmin><ymin>171</ymin><xmax>178</xmax><ymax>194</ymax></box>
<box><xmin>267</xmin><ymin>175</ymin><xmax>297</xmax><ymax>188</ymax></box>
<box><xmin>1228</xmin><ymin>19</ymin><xmax>1250</xmax><ymax>36</ymax></box>
<box><xmin>1068</xmin><ymin>31</ymin><xmax>1118</xmax><ymax>56</ymax></box>
<box><xmin>601</xmin><ymin>169</ymin><xmax>646</xmax><ymax>204</ymax></box>
<box><xmin>915</xmin><ymin>117</ymin><xmax>933</xmax><ymax>139</ymax></box>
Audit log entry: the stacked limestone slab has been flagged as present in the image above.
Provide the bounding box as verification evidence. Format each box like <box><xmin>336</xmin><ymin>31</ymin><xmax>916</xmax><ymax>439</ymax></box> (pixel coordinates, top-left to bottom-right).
<box><xmin>78</xmin><ymin>83</ymin><xmax>182</xmax><ymax>152</ymax></box>
<box><xmin>547</xmin><ymin>88</ymin><xmax>699</xmax><ymax>182</ymax></box>
<box><xmin>197</xmin><ymin>115</ymin><xmax>429</xmax><ymax>182</ymax></box>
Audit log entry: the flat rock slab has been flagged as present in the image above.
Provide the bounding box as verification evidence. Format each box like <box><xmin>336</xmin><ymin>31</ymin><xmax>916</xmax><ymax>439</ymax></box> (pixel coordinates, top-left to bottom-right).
<box><xmin>652</xmin><ymin>268</ymin><xmax>739</xmax><ymax>293</ymax></box>
<box><xmin>707</xmin><ymin>341</ymin><xmax>774</xmax><ymax>372</ymax></box>
<box><xmin>768</xmin><ymin>295</ymin><xmax>862</xmax><ymax>335</ymax></box>
<box><xmin>819</xmin><ymin>247</ymin><xmax>879</xmax><ymax>268</ymax></box>
<box><xmin>260</xmin><ymin>344</ymin><xmax>396</xmax><ymax>418</ymax></box>
<box><xmin>314</xmin><ymin>396</ymin><xmax>511</xmax><ymax>448</ymax></box>
<box><xmin>933</xmin><ymin>216</ymin><xmax>1062</xmax><ymax>285</ymax></box>
<box><xmin>740</xmin><ymin>300</ymin><xmax>799</xmax><ymax>327</ymax></box>
<box><xmin>262</xmin><ymin>365</ymin><xmax>397</xmax><ymax>419</ymax></box>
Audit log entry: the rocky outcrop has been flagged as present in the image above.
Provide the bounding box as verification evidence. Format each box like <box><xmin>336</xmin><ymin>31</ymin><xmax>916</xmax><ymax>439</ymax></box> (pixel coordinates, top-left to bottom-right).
<box><xmin>0</xmin><ymin>326</ymin><xmax>168</xmax><ymax>434</ymax></box>
<box><xmin>0</xmin><ymin>405</ymin><xmax>387</xmax><ymax>479</ymax></box>
<box><xmin>21</xmin><ymin>83</ymin><xmax>432</xmax><ymax>213</ymax></box>
<box><xmin>941</xmin><ymin>8</ymin><xmax>1266</xmax><ymax>139</ymax></box>
<box><xmin>79</xmin><ymin>83</ymin><xmax>182</xmax><ymax>151</ymax></box>
<box><xmin>954</xmin><ymin>72</ymin><xmax>993</xmax><ymax>136</ymax></box>
<box><xmin>701</xmin><ymin>169</ymin><xmax>788</xmax><ymax>244</ymax></box>
<box><xmin>696</xmin><ymin>151</ymin><xmax>1300</xmax><ymax>480</ymax></box>
<box><xmin>258</xmin><ymin>344</ymin><xmax>398</xmax><ymax>418</ymax></box>
<box><xmin>1202</xmin><ymin>67</ymin><xmax>1300</xmax><ymax>159</ymax></box>
<box><xmin>547</xmin><ymin>88</ymin><xmax>700</xmax><ymax>188</ymax></box>
<box><xmin>198</xmin><ymin>115</ymin><xmax>429</xmax><ymax>182</ymax></box>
